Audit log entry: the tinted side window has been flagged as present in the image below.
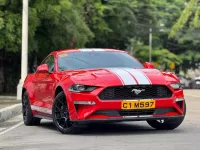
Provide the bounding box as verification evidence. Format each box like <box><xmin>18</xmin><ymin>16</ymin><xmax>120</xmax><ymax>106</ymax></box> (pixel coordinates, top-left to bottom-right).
<box><xmin>43</xmin><ymin>55</ymin><xmax>54</xmax><ymax>72</ymax></box>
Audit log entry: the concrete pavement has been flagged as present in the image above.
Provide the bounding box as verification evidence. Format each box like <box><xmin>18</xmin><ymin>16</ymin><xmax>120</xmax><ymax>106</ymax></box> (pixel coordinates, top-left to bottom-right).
<box><xmin>0</xmin><ymin>104</ymin><xmax>22</xmax><ymax>122</ymax></box>
<box><xmin>0</xmin><ymin>90</ymin><xmax>199</xmax><ymax>150</ymax></box>
<box><xmin>0</xmin><ymin>96</ymin><xmax>21</xmax><ymax>123</ymax></box>
<box><xmin>0</xmin><ymin>115</ymin><xmax>22</xmax><ymax>135</ymax></box>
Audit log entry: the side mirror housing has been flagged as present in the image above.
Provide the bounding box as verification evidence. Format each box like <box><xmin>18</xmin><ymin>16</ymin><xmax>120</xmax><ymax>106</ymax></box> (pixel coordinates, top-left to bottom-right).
<box><xmin>144</xmin><ymin>62</ymin><xmax>154</xmax><ymax>69</ymax></box>
<box><xmin>36</xmin><ymin>64</ymin><xmax>49</xmax><ymax>73</ymax></box>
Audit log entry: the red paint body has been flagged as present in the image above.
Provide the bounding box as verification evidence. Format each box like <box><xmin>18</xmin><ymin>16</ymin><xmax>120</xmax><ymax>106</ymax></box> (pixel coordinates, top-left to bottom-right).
<box><xmin>23</xmin><ymin>49</ymin><xmax>185</xmax><ymax>122</ymax></box>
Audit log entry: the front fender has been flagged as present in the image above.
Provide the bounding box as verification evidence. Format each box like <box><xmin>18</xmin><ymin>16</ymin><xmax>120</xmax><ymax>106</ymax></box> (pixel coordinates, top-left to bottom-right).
<box><xmin>162</xmin><ymin>72</ymin><xmax>180</xmax><ymax>84</ymax></box>
<box><xmin>22</xmin><ymin>74</ymin><xmax>35</xmax><ymax>105</ymax></box>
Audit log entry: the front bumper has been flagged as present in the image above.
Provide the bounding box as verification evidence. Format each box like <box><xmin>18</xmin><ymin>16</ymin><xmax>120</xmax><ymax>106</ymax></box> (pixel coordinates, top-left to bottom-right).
<box><xmin>65</xmin><ymin>88</ymin><xmax>185</xmax><ymax>121</ymax></box>
<box><xmin>71</xmin><ymin>115</ymin><xmax>185</xmax><ymax>124</ymax></box>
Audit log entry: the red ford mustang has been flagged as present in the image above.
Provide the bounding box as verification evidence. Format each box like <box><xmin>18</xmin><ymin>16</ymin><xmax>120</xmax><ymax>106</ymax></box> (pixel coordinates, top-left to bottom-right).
<box><xmin>22</xmin><ymin>48</ymin><xmax>186</xmax><ymax>134</ymax></box>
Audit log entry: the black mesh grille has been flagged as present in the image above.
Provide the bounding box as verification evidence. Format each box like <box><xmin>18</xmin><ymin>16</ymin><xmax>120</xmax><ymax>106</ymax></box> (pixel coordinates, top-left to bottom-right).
<box><xmin>118</xmin><ymin>109</ymin><xmax>155</xmax><ymax>116</ymax></box>
<box><xmin>98</xmin><ymin>85</ymin><xmax>172</xmax><ymax>100</ymax></box>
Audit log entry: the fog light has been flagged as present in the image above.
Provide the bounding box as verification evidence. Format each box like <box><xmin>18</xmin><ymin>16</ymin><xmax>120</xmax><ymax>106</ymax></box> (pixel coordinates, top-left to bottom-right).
<box><xmin>74</xmin><ymin>101</ymin><xmax>96</xmax><ymax>105</ymax></box>
<box><xmin>175</xmin><ymin>98</ymin><xmax>185</xmax><ymax>102</ymax></box>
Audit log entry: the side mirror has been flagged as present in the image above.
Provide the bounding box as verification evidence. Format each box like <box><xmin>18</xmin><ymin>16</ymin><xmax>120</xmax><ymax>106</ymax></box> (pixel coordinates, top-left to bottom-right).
<box><xmin>36</xmin><ymin>64</ymin><xmax>49</xmax><ymax>73</ymax></box>
<box><xmin>144</xmin><ymin>62</ymin><xmax>154</xmax><ymax>69</ymax></box>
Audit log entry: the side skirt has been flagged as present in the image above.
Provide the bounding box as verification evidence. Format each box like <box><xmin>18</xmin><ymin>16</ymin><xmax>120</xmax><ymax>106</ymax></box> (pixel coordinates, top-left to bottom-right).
<box><xmin>31</xmin><ymin>105</ymin><xmax>52</xmax><ymax>120</ymax></box>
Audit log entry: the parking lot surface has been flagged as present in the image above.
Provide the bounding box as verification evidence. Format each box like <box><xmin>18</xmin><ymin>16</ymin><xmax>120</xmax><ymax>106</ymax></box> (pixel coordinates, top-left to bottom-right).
<box><xmin>0</xmin><ymin>90</ymin><xmax>200</xmax><ymax>150</ymax></box>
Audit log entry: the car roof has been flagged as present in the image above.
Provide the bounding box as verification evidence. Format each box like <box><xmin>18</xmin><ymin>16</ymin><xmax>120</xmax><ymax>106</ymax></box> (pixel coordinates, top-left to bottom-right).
<box><xmin>51</xmin><ymin>48</ymin><xmax>127</xmax><ymax>55</ymax></box>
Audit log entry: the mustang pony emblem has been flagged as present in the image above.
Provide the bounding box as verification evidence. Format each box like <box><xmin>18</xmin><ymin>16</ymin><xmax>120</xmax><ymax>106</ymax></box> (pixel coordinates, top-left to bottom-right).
<box><xmin>131</xmin><ymin>89</ymin><xmax>145</xmax><ymax>95</ymax></box>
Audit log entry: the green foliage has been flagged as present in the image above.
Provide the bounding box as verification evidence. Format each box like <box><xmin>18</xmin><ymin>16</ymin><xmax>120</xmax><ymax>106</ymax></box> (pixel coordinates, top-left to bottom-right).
<box><xmin>180</xmin><ymin>50</ymin><xmax>200</xmax><ymax>72</ymax></box>
<box><xmin>0</xmin><ymin>0</ymin><xmax>94</xmax><ymax>55</ymax></box>
<box><xmin>0</xmin><ymin>0</ymin><xmax>200</xmax><ymax>93</ymax></box>
<box><xmin>175</xmin><ymin>28</ymin><xmax>200</xmax><ymax>46</ymax></box>
<box><xmin>0</xmin><ymin>1</ymin><xmax>22</xmax><ymax>51</ymax></box>
<box><xmin>127</xmin><ymin>38</ymin><xmax>182</xmax><ymax>70</ymax></box>
<box><xmin>169</xmin><ymin>0</ymin><xmax>199</xmax><ymax>37</ymax></box>
<box><xmin>167</xmin><ymin>0</ymin><xmax>200</xmax><ymax>72</ymax></box>
<box><xmin>193</xmin><ymin>6</ymin><xmax>200</xmax><ymax>28</ymax></box>
<box><xmin>30</xmin><ymin>0</ymin><xmax>94</xmax><ymax>59</ymax></box>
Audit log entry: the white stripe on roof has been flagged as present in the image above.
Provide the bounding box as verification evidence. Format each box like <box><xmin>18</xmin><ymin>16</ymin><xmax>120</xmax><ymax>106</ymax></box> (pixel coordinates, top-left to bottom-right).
<box><xmin>79</xmin><ymin>48</ymin><xmax>105</xmax><ymax>52</ymax></box>
<box><xmin>79</xmin><ymin>48</ymin><xmax>93</xmax><ymax>52</ymax></box>
<box><xmin>92</xmin><ymin>48</ymin><xmax>105</xmax><ymax>51</ymax></box>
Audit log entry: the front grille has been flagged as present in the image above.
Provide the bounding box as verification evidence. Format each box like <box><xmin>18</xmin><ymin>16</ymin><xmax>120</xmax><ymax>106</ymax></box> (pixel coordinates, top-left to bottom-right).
<box><xmin>98</xmin><ymin>85</ymin><xmax>172</xmax><ymax>100</ymax></box>
<box><xmin>118</xmin><ymin>109</ymin><xmax>155</xmax><ymax>116</ymax></box>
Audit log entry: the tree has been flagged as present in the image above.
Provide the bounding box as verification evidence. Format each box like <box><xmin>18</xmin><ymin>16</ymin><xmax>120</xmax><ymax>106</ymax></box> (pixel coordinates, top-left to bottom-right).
<box><xmin>169</xmin><ymin>0</ymin><xmax>199</xmax><ymax>37</ymax></box>
<box><xmin>29</xmin><ymin>0</ymin><xmax>94</xmax><ymax>63</ymax></box>
<box><xmin>0</xmin><ymin>0</ymin><xmax>198</xmax><ymax>94</ymax></box>
<box><xmin>127</xmin><ymin>38</ymin><xmax>182</xmax><ymax>71</ymax></box>
<box><xmin>0</xmin><ymin>0</ymin><xmax>93</xmax><ymax>93</ymax></box>
<box><xmin>73</xmin><ymin>0</ymin><xmax>112</xmax><ymax>48</ymax></box>
<box><xmin>0</xmin><ymin>1</ymin><xmax>22</xmax><ymax>93</ymax></box>
<box><xmin>167</xmin><ymin>0</ymin><xmax>200</xmax><ymax>73</ymax></box>
<box><xmin>180</xmin><ymin>50</ymin><xmax>200</xmax><ymax>73</ymax></box>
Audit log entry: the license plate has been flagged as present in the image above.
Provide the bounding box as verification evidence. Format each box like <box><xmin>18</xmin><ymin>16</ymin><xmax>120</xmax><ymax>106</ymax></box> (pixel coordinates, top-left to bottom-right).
<box><xmin>121</xmin><ymin>100</ymin><xmax>155</xmax><ymax>110</ymax></box>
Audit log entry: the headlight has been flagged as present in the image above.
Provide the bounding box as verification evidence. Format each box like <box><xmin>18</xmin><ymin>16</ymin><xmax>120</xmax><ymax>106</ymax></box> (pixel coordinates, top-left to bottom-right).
<box><xmin>68</xmin><ymin>84</ymin><xmax>97</xmax><ymax>92</ymax></box>
<box><xmin>170</xmin><ymin>82</ymin><xmax>182</xmax><ymax>90</ymax></box>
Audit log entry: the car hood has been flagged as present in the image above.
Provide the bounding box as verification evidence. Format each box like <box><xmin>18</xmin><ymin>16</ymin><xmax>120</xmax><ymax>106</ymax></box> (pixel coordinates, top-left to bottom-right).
<box><xmin>63</xmin><ymin>68</ymin><xmax>179</xmax><ymax>86</ymax></box>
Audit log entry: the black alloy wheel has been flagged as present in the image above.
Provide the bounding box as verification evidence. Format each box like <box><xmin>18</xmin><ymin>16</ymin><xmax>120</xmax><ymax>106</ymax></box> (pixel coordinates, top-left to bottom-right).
<box><xmin>52</xmin><ymin>91</ymin><xmax>78</xmax><ymax>134</ymax></box>
<box><xmin>22</xmin><ymin>91</ymin><xmax>41</xmax><ymax>126</ymax></box>
<box><xmin>147</xmin><ymin>102</ymin><xmax>186</xmax><ymax>130</ymax></box>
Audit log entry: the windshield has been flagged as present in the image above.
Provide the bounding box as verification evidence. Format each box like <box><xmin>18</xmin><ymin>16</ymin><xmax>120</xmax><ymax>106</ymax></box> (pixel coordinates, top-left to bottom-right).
<box><xmin>58</xmin><ymin>52</ymin><xmax>144</xmax><ymax>71</ymax></box>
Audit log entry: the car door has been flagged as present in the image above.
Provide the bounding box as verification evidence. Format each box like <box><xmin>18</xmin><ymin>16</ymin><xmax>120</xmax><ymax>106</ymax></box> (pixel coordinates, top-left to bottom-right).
<box><xmin>33</xmin><ymin>55</ymin><xmax>56</xmax><ymax>110</ymax></box>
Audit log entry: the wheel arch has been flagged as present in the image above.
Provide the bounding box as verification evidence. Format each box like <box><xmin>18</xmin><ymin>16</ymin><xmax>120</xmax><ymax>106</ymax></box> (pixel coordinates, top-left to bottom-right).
<box><xmin>22</xmin><ymin>88</ymin><xmax>27</xmax><ymax>99</ymax></box>
<box><xmin>55</xmin><ymin>86</ymin><xmax>64</xmax><ymax>98</ymax></box>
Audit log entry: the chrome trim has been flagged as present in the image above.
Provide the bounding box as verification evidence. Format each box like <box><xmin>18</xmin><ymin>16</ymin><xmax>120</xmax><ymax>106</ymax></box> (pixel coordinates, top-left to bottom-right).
<box><xmin>175</xmin><ymin>98</ymin><xmax>185</xmax><ymax>102</ymax></box>
<box><xmin>123</xmin><ymin>115</ymin><xmax>152</xmax><ymax>118</ymax></box>
<box><xmin>74</xmin><ymin>101</ymin><xmax>96</xmax><ymax>105</ymax></box>
<box><xmin>31</xmin><ymin>105</ymin><xmax>52</xmax><ymax>115</ymax></box>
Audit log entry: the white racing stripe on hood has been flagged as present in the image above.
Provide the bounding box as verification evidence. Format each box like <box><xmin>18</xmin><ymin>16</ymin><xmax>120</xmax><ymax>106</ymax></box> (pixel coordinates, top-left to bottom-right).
<box><xmin>123</xmin><ymin>68</ymin><xmax>152</xmax><ymax>85</ymax></box>
<box><xmin>106</xmin><ymin>68</ymin><xmax>137</xmax><ymax>85</ymax></box>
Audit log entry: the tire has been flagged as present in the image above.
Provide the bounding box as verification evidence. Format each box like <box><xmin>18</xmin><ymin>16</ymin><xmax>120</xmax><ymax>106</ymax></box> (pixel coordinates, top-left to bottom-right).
<box><xmin>22</xmin><ymin>91</ymin><xmax>41</xmax><ymax>126</ymax></box>
<box><xmin>147</xmin><ymin>102</ymin><xmax>186</xmax><ymax>130</ymax></box>
<box><xmin>52</xmin><ymin>91</ymin><xmax>79</xmax><ymax>134</ymax></box>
